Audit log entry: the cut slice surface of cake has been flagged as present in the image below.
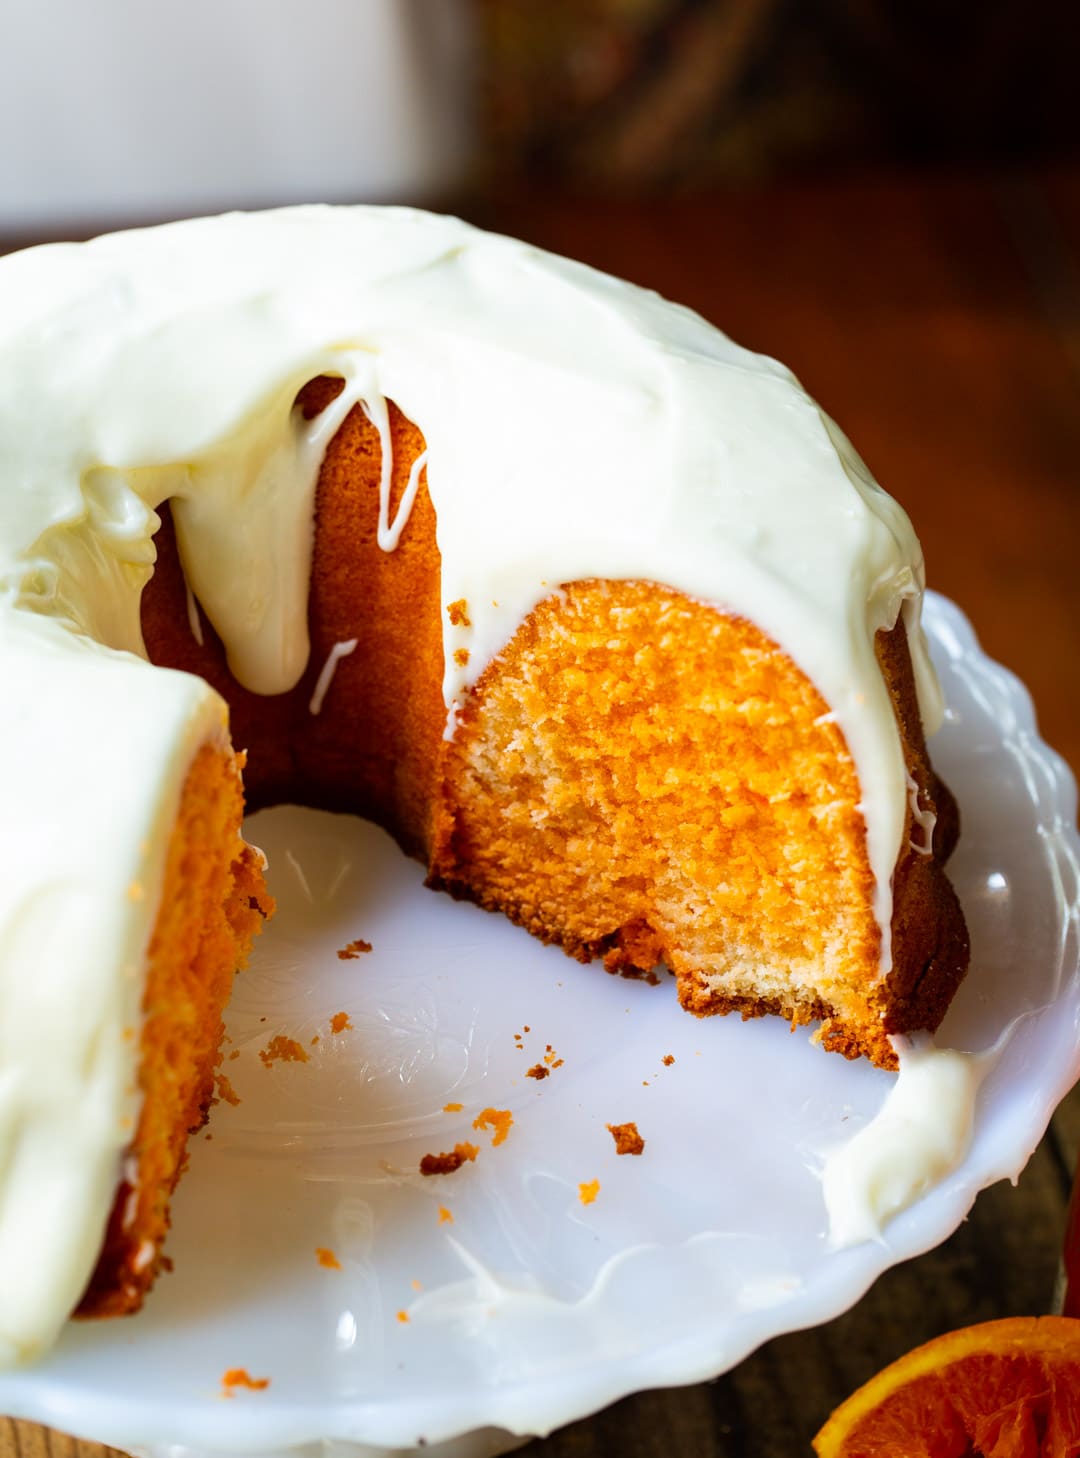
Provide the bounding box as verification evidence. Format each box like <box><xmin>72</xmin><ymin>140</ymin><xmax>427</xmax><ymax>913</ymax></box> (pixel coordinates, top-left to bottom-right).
<box><xmin>0</xmin><ymin>205</ymin><xmax>967</xmax><ymax>1361</ymax></box>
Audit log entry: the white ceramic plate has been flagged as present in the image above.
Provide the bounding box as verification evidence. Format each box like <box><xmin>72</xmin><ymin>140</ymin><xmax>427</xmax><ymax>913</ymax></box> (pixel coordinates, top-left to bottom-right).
<box><xmin>1</xmin><ymin>593</ymin><xmax>1078</xmax><ymax>1458</ymax></box>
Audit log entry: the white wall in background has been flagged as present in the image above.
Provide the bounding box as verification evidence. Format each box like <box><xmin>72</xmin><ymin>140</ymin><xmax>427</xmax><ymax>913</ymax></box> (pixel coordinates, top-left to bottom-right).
<box><xmin>0</xmin><ymin>0</ymin><xmax>474</xmax><ymax>229</ymax></box>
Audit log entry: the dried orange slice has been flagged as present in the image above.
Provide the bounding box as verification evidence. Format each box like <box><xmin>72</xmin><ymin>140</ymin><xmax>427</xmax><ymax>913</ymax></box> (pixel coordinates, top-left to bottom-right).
<box><xmin>813</xmin><ymin>1315</ymin><xmax>1080</xmax><ymax>1456</ymax></box>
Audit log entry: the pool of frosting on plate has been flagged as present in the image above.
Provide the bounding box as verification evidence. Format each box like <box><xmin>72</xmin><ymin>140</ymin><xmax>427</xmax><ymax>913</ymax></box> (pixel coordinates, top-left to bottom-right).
<box><xmin>821</xmin><ymin>1032</ymin><xmax>996</xmax><ymax>1248</ymax></box>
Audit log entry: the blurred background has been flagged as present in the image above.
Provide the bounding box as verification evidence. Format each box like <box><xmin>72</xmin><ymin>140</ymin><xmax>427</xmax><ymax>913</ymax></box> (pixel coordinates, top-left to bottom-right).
<box><xmin>479</xmin><ymin>0</ymin><xmax>1078</xmax><ymax>192</ymax></box>
<box><xmin>1</xmin><ymin>3</ymin><xmax>1078</xmax><ymax>1455</ymax></box>
<box><xmin>2</xmin><ymin>0</ymin><xmax>1076</xmax><ymax>223</ymax></box>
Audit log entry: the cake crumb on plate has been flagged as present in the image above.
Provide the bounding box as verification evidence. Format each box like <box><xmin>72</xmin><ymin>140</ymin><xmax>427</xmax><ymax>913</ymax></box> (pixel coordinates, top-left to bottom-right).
<box><xmin>473</xmin><ymin>1107</ymin><xmax>513</xmax><ymax>1147</ymax></box>
<box><xmin>420</xmin><ymin>1142</ymin><xmax>479</xmax><ymax>1176</ymax></box>
<box><xmin>607</xmin><ymin>1121</ymin><xmax>645</xmax><ymax>1156</ymax></box>
<box><xmin>222</xmin><ymin>1368</ymin><xmax>270</xmax><ymax>1396</ymax></box>
<box><xmin>259</xmin><ymin>1035</ymin><xmax>309</xmax><ymax>1068</ymax></box>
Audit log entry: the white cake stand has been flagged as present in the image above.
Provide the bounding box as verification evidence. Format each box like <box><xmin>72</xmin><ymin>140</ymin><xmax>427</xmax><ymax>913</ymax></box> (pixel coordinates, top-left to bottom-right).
<box><xmin>1</xmin><ymin>592</ymin><xmax>1077</xmax><ymax>1458</ymax></box>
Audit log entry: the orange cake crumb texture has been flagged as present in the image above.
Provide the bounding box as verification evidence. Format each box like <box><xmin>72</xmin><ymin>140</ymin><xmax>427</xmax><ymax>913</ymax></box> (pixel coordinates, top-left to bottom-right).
<box><xmin>607</xmin><ymin>1121</ymin><xmax>645</xmax><ymax>1156</ymax></box>
<box><xmin>579</xmin><ymin>1180</ymin><xmax>600</xmax><ymax>1206</ymax></box>
<box><xmin>429</xmin><ymin>578</ymin><xmax>967</xmax><ymax>1071</ymax></box>
<box><xmin>397</xmin><ymin>1310</ymin><xmax>410</xmax><ymax>1324</ymax></box>
<box><xmin>329</xmin><ymin>1011</ymin><xmax>353</xmax><ymax>1033</ymax></box>
<box><xmin>214</xmin><ymin>1073</ymin><xmax>241</xmax><ymax>1107</ymax></box>
<box><xmin>473</xmin><ymin>1107</ymin><xmax>513</xmax><ymax>1147</ymax></box>
<box><xmin>443</xmin><ymin>1101</ymin><xmax>464</xmax><ymax>1112</ymax></box>
<box><xmin>662</xmin><ymin>1054</ymin><xmax>675</xmax><ymax>1066</ymax></box>
<box><xmin>446</xmin><ymin>598</ymin><xmax>470</xmax><ymax>627</ymax></box>
<box><xmin>525</xmin><ymin>1063</ymin><xmax>549</xmax><ymax>1080</ymax></box>
<box><xmin>76</xmin><ymin>741</ymin><xmax>271</xmax><ymax>1319</ymax></box>
<box><xmin>337</xmin><ymin>938</ymin><xmax>372</xmax><ymax>960</ymax></box>
<box><xmin>315</xmin><ymin>1247</ymin><xmax>342</xmax><ymax>1270</ymax></box>
<box><xmin>438</xmin><ymin>1205</ymin><xmax>454</xmax><ymax>1224</ymax></box>
<box><xmin>420</xmin><ymin>1142</ymin><xmax>479</xmax><ymax>1176</ymax></box>
<box><xmin>259</xmin><ymin>1035</ymin><xmax>309</xmax><ymax>1068</ymax></box>
<box><xmin>222</xmin><ymin>1368</ymin><xmax>271</xmax><ymax>1395</ymax></box>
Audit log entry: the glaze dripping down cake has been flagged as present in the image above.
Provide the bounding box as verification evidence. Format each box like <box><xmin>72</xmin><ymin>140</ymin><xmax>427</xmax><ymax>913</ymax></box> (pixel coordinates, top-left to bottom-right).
<box><xmin>0</xmin><ymin>206</ymin><xmax>967</xmax><ymax>1363</ymax></box>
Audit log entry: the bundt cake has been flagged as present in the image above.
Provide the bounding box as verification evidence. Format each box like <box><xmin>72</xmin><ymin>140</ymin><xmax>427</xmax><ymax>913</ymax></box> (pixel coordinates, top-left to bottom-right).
<box><xmin>0</xmin><ymin>205</ymin><xmax>967</xmax><ymax>1364</ymax></box>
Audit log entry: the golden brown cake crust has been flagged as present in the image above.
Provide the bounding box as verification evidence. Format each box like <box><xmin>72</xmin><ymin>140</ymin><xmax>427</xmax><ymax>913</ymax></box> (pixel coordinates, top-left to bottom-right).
<box><xmin>872</xmin><ymin>619</ymin><xmax>970</xmax><ymax>1053</ymax></box>
<box><xmin>142</xmin><ymin>385</ymin><xmax>448</xmax><ymax>858</ymax></box>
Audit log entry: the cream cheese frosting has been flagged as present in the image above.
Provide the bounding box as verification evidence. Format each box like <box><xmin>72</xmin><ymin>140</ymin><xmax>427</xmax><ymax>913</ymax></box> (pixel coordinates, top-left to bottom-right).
<box><xmin>0</xmin><ymin>204</ymin><xmax>942</xmax><ymax>1363</ymax></box>
<box><xmin>822</xmin><ymin>1035</ymin><xmax>983</xmax><ymax>1248</ymax></box>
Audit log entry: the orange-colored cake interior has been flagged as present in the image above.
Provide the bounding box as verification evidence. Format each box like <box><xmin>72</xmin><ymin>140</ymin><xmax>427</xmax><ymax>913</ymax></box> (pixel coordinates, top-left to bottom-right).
<box><xmin>431</xmin><ymin>584</ymin><xmax>965</xmax><ymax>1068</ymax></box>
<box><xmin>77</xmin><ymin>741</ymin><xmax>272</xmax><ymax>1318</ymax></box>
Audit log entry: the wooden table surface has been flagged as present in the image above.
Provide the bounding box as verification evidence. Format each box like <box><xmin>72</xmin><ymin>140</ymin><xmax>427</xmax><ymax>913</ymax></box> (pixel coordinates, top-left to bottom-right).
<box><xmin>3</xmin><ymin>163</ymin><xmax>1079</xmax><ymax>1458</ymax></box>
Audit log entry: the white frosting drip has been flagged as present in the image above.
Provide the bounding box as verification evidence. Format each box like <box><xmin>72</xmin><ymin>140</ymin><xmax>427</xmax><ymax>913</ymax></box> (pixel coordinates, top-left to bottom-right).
<box><xmin>132</xmin><ymin>1240</ymin><xmax>156</xmax><ymax>1275</ymax></box>
<box><xmin>906</xmin><ymin>768</ymin><xmax>937</xmax><ymax>857</ymax></box>
<box><xmin>308</xmin><ymin>638</ymin><xmax>359</xmax><ymax>716</ymax></box>
<box><xmin>382</xmin><ymin>449</ymin><xmax>428</xmax><ymax>553</ymax></box>
<box><xmin>120</xmin><ymin>1153</ymin><xmax>141</xmax><ymax>1233</ymax></box>
<box><xmin>184</xmin><ymin>579</ymin><xmax>204</xmax><ymax>647</ymax></box>
<box><xmin>0</xmin><ymin>204</ymin><xmax>944</xmax><ymax>1364</ymax></box>
<box><xmin>356</xmin><ymin>389</ymin><xmax>430</xmax><ymax>551</ymax></box>
<box><xmin>822</xmin><ymin>1035</ymin><xmax>983</xmax><ymax>1247</ymax></box>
